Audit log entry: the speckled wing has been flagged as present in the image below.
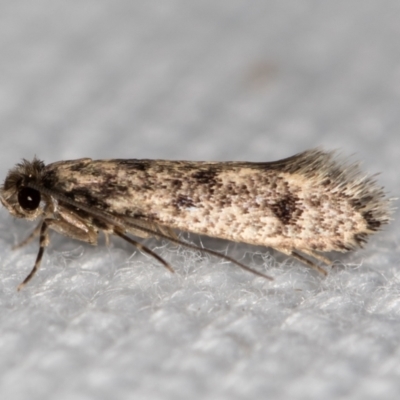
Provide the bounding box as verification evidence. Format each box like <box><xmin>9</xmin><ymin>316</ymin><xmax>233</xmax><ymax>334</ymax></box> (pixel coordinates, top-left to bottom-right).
<box><xmin>42</xmin><ymin>150</ymin><xmax>391</xmax><ymax>254</ymax></box>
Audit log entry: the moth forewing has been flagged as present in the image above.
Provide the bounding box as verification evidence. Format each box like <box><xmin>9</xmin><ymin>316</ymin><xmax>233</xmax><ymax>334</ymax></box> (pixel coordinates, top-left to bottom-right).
<box><xmin>0</xmin><ymin>149</ymin><xmax>392</xmax><ymax>289</ymax></box>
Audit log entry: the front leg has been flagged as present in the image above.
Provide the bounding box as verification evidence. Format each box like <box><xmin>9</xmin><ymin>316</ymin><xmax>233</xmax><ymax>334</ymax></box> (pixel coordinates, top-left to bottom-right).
<box><xmin>17</xmin><ymin>220</ymin><xmax>49</xmax><ymax>291</ymax></box>
<box><xmin>13</xmin><ymin>222</ymin><xmax>42</xmax><ymax>250</ymax></box>
<box><xmin>17</xmin><ymin>215</ymin><xmax>99</xmax><ymax>290</ymax></box>
<box><xmin>47</xmin><ymin>217</ymin><xmax>98</xmax><ymax>245</ymax></box>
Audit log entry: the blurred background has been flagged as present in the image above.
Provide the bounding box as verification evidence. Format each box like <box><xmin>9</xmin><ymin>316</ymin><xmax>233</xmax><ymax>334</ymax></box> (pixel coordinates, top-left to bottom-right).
<box><xmin>0</xmin><ymin>1</ymin><xmax>399</xmax><ymax>399</ymax></box>
<box><xmin>0</xmin><ymin>1</ymin><xmax>398</xmax><ymax>167</ymax></box>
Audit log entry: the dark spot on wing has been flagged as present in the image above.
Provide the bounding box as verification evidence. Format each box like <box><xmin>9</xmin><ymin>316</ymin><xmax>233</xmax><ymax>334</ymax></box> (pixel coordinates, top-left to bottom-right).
<box><xmin>191</xmin><ymin>168</ymin><xmax>219</xmax><ymax>186</ymax></box>
<box><xmin>354</xmin><ymin>233</ymin><xmax>367</xmax><ymax>246</ymax></box>
<box><xmin>216</xmin><ymin>194</ymin><xmax>232</xmax><ymax>208</ymax></box>
<box><xmin>173</xmin><ymin>195</ymin><xmax>196</xmax><ymax>209</ymax></box>
<box><xmin>270</xmin><ymin>194</ymin><xmax>302</xmax><ymax>225</ymax></box>
<box><xmin>88</xmin><ymin>169</ymin><xmax>103</xmax><ymax>177</ymax></box>
<box><xmin>350</xmin><ymin>196</ymin><xmax>373</xmax><ymax>211</ymax></box>
<box><xmin>130</xmin><ymin>210</ymin><xmax>147</xmax><ymax>219</ymax></box>
<box><xmin>170</xmin><ymin>179</ymin><xmax>183</xmax><ymax>189</ymax></box>
<box><xmin>69</xmin><ymin>161</ymin><xmax>93</xmax><ymax>172</ymax></box>
<box><xmin>115</xmin><ymin>185</ymin><xmax>128</xmax><ymax>193</ymax></box>
<box><xmin>334</xmin><ymin>240</ymin><xmax>352</xmax><ymax>251</ymax></box>
<box><xmin>64</xmin><ymin>187</ymin><xmax>108</xmax><ymax>210</ymax></box>
<box><xmin>117</xmin><ymin>159</ymin><xmax>152</xmax><ymax>171</ymax></box>
<box><xmin>363</xmin><ymin>210</ymin><xmax>383</xmax><ymax>231</ymax></box>
<box><xmin>321</xmin><ymin>179</ymin><xmax>331</xmax><ymax>186</ymax></box>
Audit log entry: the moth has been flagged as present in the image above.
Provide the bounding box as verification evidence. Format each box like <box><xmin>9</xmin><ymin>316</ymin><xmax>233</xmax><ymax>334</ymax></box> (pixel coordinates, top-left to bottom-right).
<box><xmin>0</xmin><ymin>149</ymin><xmax>392</xmax><ymax>290</ymax></box>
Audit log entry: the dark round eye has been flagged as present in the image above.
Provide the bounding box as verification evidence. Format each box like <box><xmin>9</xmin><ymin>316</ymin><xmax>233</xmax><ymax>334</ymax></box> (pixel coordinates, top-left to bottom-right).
<box><xmin>18</xmin><ymin>187</ymin><xmax>41</xmax><ymax>211</ymax></box>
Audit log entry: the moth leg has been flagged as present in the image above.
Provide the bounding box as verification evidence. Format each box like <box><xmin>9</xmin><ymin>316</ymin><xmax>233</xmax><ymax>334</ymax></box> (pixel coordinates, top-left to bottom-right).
<box><xmin>157</xmin><ymin>226</ymin><xmax>179</xmax><ymax>241</ymax></box>
<box><xmin>290</xmin><ymin>251</ymin><xmax>328</xmax><ymax>276</ymax></box>
<box><xmin>17</xmin><ymin>220</ymin><xmax>50</xmax><ymax>291</ymax></box>
<box><xmin>123</xmin><ymin>221</ymin><xmax>273</xmax><ymax>280</ymax></box>
<box><xmin>113</xmin><ymin>229</ymin><xmax>175</xmax><ymax>273</ymax></box>
<box><xmin>104</xmin><ymin>232</ymin><xmax>110</xmax><ymax>246</ymax></box>
<box><xmin>46</xmin><ymin>219</ymin><xmax>98</xmax><ymax>245</ymax></box>
<box><xmin>299</xmin><ymin>249</ymin><xmax>332</xmax><ymax>266</ymax></box>
<box><xmin>124</xmin><ymin>218</ymin><xmax>178</xmax><ymax>241</ymax></box>
<box><xmin>54</xmin><ymin>209</ymin><xmax>98</xmax><ymax>244</ymax></box>
<box><xmin>17</xmin><ymin>218</ymin><xmax>99</xmax><ymax>290</ymax></box>
<box><xmin>12</xmin><ymin>222</ymin><xmax>42</xmax><ymax>250</ymax></box>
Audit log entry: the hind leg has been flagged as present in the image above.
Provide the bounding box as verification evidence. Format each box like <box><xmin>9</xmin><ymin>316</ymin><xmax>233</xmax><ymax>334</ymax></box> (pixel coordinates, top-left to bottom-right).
<box><xmin>275</xmin><ymin>246</ymin><xmax>328</xmax><ymax>276</ymax></box>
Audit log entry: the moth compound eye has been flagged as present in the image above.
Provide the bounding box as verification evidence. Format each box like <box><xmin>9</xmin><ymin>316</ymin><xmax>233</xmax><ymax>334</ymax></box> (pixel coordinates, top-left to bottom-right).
<box><xmin>18</xmin><ymin>187</ymin><xmax>41</xmax><ymax>211</ymax></box>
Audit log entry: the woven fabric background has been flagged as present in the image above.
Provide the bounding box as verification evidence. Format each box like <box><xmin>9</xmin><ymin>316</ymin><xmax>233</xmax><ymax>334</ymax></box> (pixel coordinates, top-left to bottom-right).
<box><xmin>0</xmin><ymin>1</ymin><xmax>399</xmax><ymax>399</ymax></box>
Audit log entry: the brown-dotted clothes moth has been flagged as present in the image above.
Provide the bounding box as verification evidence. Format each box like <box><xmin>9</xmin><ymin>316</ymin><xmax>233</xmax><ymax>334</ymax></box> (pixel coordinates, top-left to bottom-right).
<box><xmin>0</xmin><ymin>149</ymin><xmax>392</xmax><ymax>290</ymax></box>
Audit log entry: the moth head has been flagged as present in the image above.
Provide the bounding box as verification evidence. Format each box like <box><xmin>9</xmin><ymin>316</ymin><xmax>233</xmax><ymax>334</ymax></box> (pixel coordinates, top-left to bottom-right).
<box><xmin>0</xmin><ymin>158</ymin><xmax>46</xmax><ymax>220</ymax></box>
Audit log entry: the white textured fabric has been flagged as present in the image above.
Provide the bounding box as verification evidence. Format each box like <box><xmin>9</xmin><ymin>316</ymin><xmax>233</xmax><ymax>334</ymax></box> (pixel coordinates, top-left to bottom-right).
<box><xmin>0</xmin><ymin>1</ymin><xmax>399</xmax><ymax>399</ymax></box>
